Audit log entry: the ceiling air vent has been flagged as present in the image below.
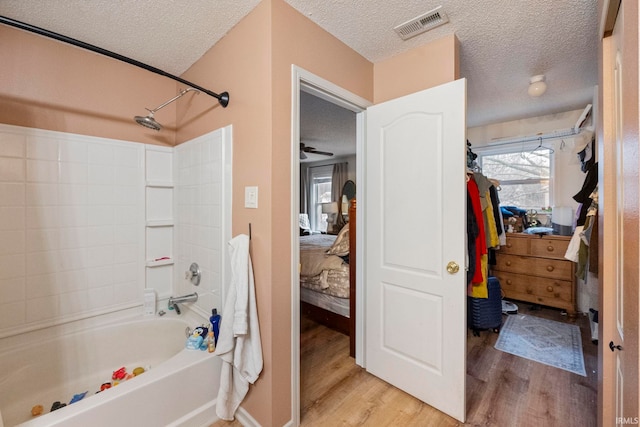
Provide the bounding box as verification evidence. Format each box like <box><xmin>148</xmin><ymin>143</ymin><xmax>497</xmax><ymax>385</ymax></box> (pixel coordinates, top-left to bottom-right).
<box><xmin>394</xmin><ymin>6</ymin><xmax>449</xmax><ymax>41</ymax></box>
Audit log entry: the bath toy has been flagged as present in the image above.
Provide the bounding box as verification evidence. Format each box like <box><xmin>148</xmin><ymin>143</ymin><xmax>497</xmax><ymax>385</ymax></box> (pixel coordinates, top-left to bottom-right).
<box><xmin>192</xmin><ymin>325</ymin><xmax>208</xmax><ymax>337</ymax></box>
<box><xmin>186</xmin><ymin>334</ymin><xmax>203</xmax><ymax>350</ymax></box>
<box><xmin>69</xmin><ymin>391</ymin><xmax>88</xmax><ymax>404</ymax></box>
<box><xmin>125</xmin><ymin>373</ymin><xmax>134</xmax><ymax>380</ymax></box>
<box><xmin>112</xmin><ymin>366</ymin><xmax>127</xmax><ymax>380</ymax></box>
<box><xmin>133</xmin><ymin>367</ymin><xmax>145</xmax><ymax>376</ymax></box>
<box><xmin>100</xmin><ymin>382</ymin><xmax>112</xmax><ymax>391</ymax></box>
<box><xmin>31</xmin><ymin>404</ymin><xmax>43</xmax><ymax>416</ymax></box>
<box><xmin>51</xmin><ymin>401</ymin><xmax>66</xmax><ymax>412</ymax></box>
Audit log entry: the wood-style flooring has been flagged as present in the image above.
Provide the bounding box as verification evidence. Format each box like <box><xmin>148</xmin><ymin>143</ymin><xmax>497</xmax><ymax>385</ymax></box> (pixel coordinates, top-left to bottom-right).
<box><xmin>211</xmin><ymin>304</ymin><xmax>597</xmax><ymax>427</ymax></box>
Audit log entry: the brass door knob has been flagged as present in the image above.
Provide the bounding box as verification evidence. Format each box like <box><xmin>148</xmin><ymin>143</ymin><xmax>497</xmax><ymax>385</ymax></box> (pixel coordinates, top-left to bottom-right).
<box><xmin>446</xmin><ymin>261</ymin><xmax>460</xmax><ymax>274</ymax></box>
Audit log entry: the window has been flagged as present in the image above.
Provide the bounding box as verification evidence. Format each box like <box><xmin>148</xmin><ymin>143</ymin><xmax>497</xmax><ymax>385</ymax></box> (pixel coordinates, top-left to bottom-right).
<box><xmin>478</xmin><ymin>148</ymin><xmax>552</xmax><ymax>210</ymax></box>
<box><xmin>309</xmin><ymin>166</ymin><xmax>333</xmax><ymax>232</ymax></box>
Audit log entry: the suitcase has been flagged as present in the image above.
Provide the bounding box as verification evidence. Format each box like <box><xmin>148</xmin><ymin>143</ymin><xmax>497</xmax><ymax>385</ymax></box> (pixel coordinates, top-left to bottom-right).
<box><xmin>468</xmin><ymin>276</ymin><xmax>503</xmax><ymax>336</ymax></box>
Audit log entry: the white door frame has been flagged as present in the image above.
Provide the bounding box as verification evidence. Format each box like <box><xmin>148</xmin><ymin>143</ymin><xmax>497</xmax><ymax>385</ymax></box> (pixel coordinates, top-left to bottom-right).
<box><xmin>290</xmin><ymin>65</ymin><xmax>371</xmax><ymax>426</ymax></box>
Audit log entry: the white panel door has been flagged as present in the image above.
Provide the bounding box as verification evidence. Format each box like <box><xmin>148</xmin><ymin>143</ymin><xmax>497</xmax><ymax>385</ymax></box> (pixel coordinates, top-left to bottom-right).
<box><xmin>365</xmin><ymin>79</ymin><xmax>467</xmax><ymax>422</ymax></box>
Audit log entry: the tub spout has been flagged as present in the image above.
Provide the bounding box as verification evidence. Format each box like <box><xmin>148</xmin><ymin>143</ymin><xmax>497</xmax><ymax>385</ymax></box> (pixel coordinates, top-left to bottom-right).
<box><xmin>168</xmin><ymin>292</ymin><xmax>198</xmax><ymax>315</ymax></box>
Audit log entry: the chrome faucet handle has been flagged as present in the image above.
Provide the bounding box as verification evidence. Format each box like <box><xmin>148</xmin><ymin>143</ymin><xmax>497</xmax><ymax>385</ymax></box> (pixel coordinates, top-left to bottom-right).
<box><xmin>185</xmin><ymin>262</ymin><xmax>201</xmax><ymax>286</ymax></box>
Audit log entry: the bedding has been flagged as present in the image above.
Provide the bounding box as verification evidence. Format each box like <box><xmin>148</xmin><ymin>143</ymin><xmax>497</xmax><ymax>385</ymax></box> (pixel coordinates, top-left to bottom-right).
<box><xmin>300</xmin><ymin>229</ymin><xmax>350</xmax><ymax>299</ymax></box>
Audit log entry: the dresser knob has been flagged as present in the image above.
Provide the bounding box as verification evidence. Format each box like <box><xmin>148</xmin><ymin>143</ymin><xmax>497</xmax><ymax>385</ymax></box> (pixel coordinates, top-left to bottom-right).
<box><xmin>547</xmin><ymin>245</ymin><xmax>554</xmax><ymax>252</ymax></box>
<box><xmin>506</xmin><ymin>243</ymin><xmax>512</xmax><ymax>248</ymax></box>
<box><xmin>506</xmin><ymin>279</ymin><xmax>513</xmax><ymax>285</ymax></box>
<box><xmin>546</xmin><ymin>286</ymin><xmax>554</xmax><ymax>292</ymax></box>
<box><xmin>506</xmin><ymin>261</ymin><xmax>512</xmax><ymax>266</ymax></box>
<box><xmin>526</xmin><ymin>288</ymin><xmax>533</xmax><ymax>294</ymax></box>
<box><xmin>546</xmin><ymin>265</ymin><xmax>555</xmax><ymax>272</ymax></box>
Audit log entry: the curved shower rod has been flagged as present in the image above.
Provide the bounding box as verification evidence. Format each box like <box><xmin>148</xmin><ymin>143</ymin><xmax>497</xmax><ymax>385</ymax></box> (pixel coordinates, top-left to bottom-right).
<box><xmin>0</xmin><ymin>15</ymin><xmax>229</xmax><ymax>108</ymax></box>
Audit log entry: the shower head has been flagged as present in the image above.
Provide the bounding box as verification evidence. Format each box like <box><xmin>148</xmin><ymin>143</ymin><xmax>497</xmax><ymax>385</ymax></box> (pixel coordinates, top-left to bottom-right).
<box><xmin>134</xmin><ymin>112</ymin><xmax>162</xmax><ymax>131</ymax></box>
<box><xmin>134</xmin><ymin>88</ymin><xmax>200</xmax><ymax>131</ymax></box>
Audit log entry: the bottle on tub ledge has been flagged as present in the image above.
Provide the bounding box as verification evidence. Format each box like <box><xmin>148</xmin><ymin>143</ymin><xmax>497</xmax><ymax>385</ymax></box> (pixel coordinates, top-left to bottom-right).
<box><xmin>207</xmin><ymin>330</ymin><xmax>216</xmax><ymax>353</ymax></box>
<box><xmin>210</xmin><ymin>308</ymin><xmax>221</xmax><ymax>345</ymax></box>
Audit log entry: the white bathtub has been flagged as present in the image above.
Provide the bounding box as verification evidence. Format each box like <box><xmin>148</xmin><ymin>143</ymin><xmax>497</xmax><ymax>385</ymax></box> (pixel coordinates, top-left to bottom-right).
<box><xmin>0</xmin><ymin>309</ymin><xmax>221</xmax><ymax>427</ymax></box>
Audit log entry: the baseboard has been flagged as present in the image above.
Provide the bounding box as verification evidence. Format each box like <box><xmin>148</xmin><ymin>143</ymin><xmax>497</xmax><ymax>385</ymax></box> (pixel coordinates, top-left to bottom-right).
<box><xmin>165</xmin><ymin>399</ymin><xmax>267</xmax><ymax>427</ymax></box>
<box><xmin>235</xmin><ymin>406</ymin><xmax>262</xmax><ymax>427</ymax></box>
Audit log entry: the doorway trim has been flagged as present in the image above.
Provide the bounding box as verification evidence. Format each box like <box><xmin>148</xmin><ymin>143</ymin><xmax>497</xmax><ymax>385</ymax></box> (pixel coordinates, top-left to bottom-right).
<box><xmin>290</xmin><ymin>65</ymin><xmax>371</xmax><ymax>425</ymax></box>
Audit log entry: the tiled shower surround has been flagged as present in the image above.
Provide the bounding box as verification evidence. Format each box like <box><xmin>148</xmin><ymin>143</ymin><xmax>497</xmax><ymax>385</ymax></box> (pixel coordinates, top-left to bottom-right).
<box><xmin>0</xmin><ymin>124</ymin><xmax>230</xmax><ymax>337</ymax></box>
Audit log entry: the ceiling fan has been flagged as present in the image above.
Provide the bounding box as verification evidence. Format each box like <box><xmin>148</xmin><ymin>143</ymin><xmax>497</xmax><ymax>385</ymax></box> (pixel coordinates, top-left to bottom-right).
<box><xmin>300</xmin><ymin>142</ymin><xmax>333</xmax><ymax>160</ymax></box>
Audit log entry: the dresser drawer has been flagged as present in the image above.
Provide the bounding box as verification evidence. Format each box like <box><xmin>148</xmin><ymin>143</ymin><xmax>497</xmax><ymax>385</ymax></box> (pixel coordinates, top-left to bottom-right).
<box><xmin>493</xmin><ymin>254</ymin><xmax>573</xmax><ymax>280</ymax></box>
<box><xmin>492</xmin><ymin>271</ymin><xmax>574</xmax><ymax>305</ymax></box>
<box><xmin>530</xmin><ymin>237</ymin><xmax>570</xmax><ymax>260</ymax></box>
<box><xmin>500</xmin><ymin>235</ymin><xmax>529</xmax><ymax>255</ymax></box>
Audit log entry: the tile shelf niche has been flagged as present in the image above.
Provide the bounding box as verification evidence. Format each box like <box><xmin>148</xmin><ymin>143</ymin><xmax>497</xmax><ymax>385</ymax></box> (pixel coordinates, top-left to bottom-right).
<box><xmin>146</xmin><ymin>220</ymin><xmax>174</xmax><ymax>227</ymax></box>
<box><xmin>146</xmin><ymin>181</ymin><xmax>174</xmax><ymax>188</ymax></box>
<box><xmin>146</xmin><ymin>258</ymin><xmax>174</xmax><ymax>268</ymax></box>
<box><xmin>145</xmin><ymin>146</ymin><xmax>174</xmax><ymax>298</ymax></box>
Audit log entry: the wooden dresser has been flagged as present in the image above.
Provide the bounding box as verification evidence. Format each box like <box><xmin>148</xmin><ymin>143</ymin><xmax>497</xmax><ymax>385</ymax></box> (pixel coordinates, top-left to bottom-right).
<box><xmin>491</xmin><ymin>233</ymin><xmax>576</xmax><ymax>317</ymax></box>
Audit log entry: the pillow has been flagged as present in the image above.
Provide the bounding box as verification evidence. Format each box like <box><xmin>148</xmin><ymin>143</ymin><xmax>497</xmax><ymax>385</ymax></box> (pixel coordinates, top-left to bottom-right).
<box><xmin>326</xmin><ymin>223</ymin><xmax>350</xmax><ymax>256</ymax></box>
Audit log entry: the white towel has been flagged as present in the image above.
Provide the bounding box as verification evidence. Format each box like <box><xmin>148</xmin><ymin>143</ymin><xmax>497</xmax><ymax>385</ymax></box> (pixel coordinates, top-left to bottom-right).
<box><xmin>215</xmin><ymin>234</ymin><xmax>263</xmax><ymax>421</ymax></box>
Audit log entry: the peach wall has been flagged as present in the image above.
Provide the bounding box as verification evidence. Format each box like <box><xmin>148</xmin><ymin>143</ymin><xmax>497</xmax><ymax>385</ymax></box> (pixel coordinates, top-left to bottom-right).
<box><xmin>177</xmin><ymin>2</ymin><xmax>276</xmax><ymax>424</ymax></box>
<box><xmin>373</xmin><ymin>34</ymin><xmax>459</xmax><ymax>104</ymax></box>
<box><xmin>178</xmin><ymin>1</ymin><xmax>373</xmax><ymax>424</ymax></box>
<box><xmin>270</xmin><ymin>2</ymin><xmax>372</xmax><ymax>424</ymax></box>
<box><xmin>0</xmin><ymin>25</ymin><xmax>180</xmax><ymax>146</ymax></box>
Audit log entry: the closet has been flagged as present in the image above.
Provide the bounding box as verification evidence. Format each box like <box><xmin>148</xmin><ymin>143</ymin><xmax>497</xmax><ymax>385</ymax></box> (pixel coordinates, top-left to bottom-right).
<box><xmin>466</xmin><ymin>105</ymin><xmax>597</xmax><ymax>320</ymax></box>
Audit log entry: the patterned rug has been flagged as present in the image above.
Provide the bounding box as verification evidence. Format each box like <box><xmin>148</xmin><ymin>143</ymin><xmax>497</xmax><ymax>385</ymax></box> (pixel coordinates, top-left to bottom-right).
<box><xmin>495</xmin><ymin>314</ymin><xmax>586</xmax><ymax>376</ymax></box>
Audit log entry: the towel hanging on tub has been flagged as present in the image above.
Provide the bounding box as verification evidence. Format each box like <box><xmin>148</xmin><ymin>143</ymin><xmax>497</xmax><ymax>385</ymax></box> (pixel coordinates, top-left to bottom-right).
<box><xmin>214</xmin><ymin>234</ymin><xmax>263</xmax><ymax>421</ymax></box>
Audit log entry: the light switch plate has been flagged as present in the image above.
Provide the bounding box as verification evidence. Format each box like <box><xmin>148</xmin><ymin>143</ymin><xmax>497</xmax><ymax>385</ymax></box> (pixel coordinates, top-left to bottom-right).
<box><xmin>245</xmin><ymin>186</ymin><xmax>258</xmax><ymax>208</ymax></box>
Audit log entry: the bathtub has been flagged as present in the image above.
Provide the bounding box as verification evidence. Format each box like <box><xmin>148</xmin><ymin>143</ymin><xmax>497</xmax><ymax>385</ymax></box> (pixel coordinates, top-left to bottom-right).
<box><xmin>0</xmin><ymin>308</ymin><xmax>221</xmax><ymax>427</ymax></box>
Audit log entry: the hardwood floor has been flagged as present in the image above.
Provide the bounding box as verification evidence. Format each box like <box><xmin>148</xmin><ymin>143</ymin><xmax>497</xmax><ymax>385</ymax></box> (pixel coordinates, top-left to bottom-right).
<box><xmin>211</xmin><ymin>304</ymin><xmax>597</xmax><ymax>426</ymax></box>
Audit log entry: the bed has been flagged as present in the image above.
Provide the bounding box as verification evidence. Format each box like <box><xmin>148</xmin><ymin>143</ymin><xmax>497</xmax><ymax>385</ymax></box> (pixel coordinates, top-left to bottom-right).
<box><xmin>300</xmin><ymin>199</ymin><xmax>356</xmax><ymax>356</ymax></box>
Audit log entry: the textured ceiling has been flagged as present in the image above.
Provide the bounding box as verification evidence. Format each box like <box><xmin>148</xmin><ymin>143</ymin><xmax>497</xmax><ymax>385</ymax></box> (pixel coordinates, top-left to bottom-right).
<box><xmin>300</xmin><ymin>91</ymin><xmax>356</xmax><ymax>163</ymax></box>
<box><xmin>0</xmin><ymin>0</ymin><xmax>261</xmax><ymax>78</ymax></box>
<box><xmin>0</xmin><ymin>0</ymin><xmax>599</xmax><ymax>131</ymax></box>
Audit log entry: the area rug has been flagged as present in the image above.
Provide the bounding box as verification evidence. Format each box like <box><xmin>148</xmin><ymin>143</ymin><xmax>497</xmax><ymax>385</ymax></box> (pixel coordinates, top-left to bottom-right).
<box><xmin>495</xmin><ymin>314</ymin><xmax>586</xmax><ymax>376</ymax></box>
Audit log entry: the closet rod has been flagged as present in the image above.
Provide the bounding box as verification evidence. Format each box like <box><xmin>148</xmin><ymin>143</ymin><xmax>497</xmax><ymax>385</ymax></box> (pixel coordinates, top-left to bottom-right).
<box><xmin>484</xmin><ymin>128</ymin><xmax>584</xmax><ymax>148</ymax></box>
<box><xmin>0</xmin><ymin>15</ymin><xmax>229</xmax><ymax>108</ymax></box>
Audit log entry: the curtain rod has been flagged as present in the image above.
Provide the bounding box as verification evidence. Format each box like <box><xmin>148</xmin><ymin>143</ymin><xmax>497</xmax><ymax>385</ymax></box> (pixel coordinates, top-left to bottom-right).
<box><xmin>0</xmin><ymin>15</ymin><xmax>229</xmax><ymax>108</ymax></box>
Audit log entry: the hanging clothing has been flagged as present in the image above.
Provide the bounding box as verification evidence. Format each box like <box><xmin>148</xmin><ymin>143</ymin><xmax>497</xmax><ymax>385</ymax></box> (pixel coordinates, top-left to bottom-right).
<box><xmin>470</xmin><ymin>254</ymin><xmax>489</xmax><ymax>299</ymax></box>
<box><xmin>466</xmin><ymin>191</ymin><xmax>479</xmax><ymax>285</ymax></box>
<box><xmin>467</xmin><ymin>177</ymin><xmax>488</xmax><ymax>297</ymax></box>
<box><xmin>467</xmin><ymin>178</ymin><xmax>486</xmax><ymax>284</ymax></box>
<box><xmin>474</xmin><ymin>172</ymin><xmax>501</xmax><ymax>249</ymax></box>
<box><xmin>489</xmin><ymin>185</ymin><xmax>504</xmax><ymax>237</ymax></box>
<box><xmin>484</xmin><ymin>191</ymin><xmax>500</xmax><ymax>248</ymax></box>
<box><xmin>564</xmin><ymin>225</ymin><xmax>585</xmax><ymax>263</ymax></box>
<box><xmin>573</xmin><ymin>162</ymin><xmax>598</xmax><ymax>226</ymax></box>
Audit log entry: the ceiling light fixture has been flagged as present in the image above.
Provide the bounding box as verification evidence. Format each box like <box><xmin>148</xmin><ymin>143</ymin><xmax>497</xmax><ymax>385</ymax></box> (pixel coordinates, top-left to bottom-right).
<box><xmin>528</xmin><ymin>75</ymin><xmax>547</xmax><ymax>97</ymax></box>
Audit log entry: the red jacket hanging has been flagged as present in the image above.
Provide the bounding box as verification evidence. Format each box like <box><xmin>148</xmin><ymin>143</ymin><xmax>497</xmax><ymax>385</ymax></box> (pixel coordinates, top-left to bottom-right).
<box><xmin>467</xmin><ymin>177</ymin><xmax>486</xmax><ymax>284</ymax></box>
